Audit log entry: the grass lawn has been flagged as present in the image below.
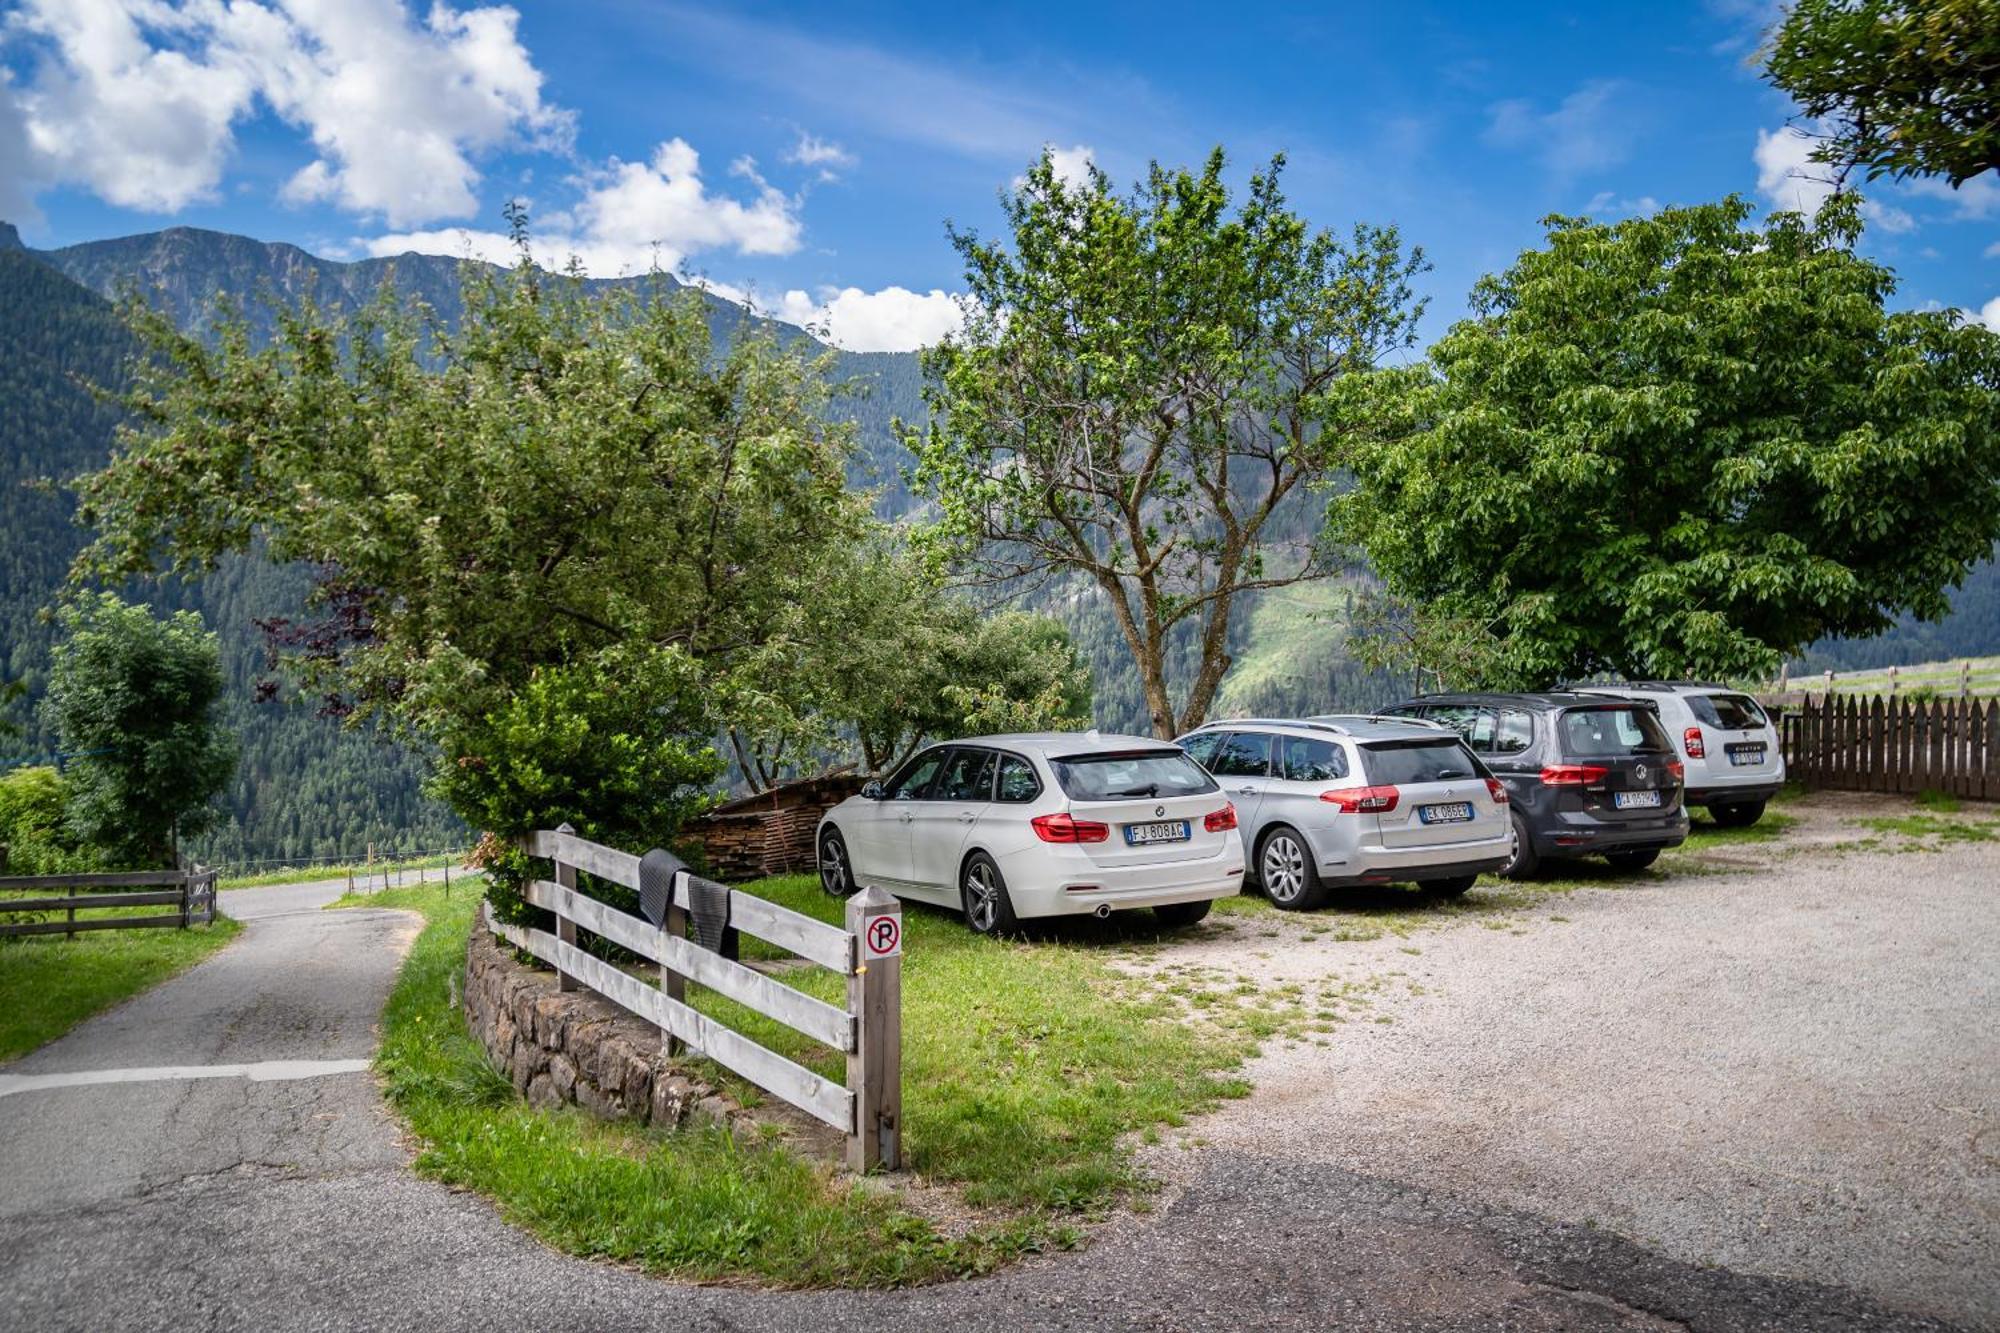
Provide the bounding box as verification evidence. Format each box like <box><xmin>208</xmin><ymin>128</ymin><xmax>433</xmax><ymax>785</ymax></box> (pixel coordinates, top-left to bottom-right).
<box><xmin>0</xmin><ymin>906</ymin><xmax>241</xmax><ymax>1061</ymax></box>
<box><xmin>221</xmin><ymin>853</ymin><xmax>467</xmax><ymax>890</ymax></box>
<box><xmin>334</xmin><ymin>876</ymin><xmax>1256</xmax><ymax>1287</ymax></box>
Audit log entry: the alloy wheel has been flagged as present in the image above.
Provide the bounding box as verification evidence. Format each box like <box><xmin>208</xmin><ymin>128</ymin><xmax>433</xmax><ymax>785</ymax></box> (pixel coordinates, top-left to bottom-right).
<box><xmin>965</xmin><ymin>862</ymin><xmax>1000</xmax><ymax>932</ymax></box>
<box><xmin>819</xmin><ymin>836</ymin><xmax>849</xmax><ymax>896</ymax></box>
<box><xmin>1262</xmin><ymin>834</ymin><xmax>1307</xmax><ymax>904</ymax></box>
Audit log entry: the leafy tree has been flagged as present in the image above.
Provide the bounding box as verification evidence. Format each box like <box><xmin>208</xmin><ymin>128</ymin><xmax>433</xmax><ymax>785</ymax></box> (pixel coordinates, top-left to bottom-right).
<box><xmin>1764</xmin><ymin>0</ymin><xmax>2000</xmax><ymax>187</ymax></box>
<box><xmin>911</xmin><ymin>148</ymin><xmax>1426</xmax><ymax>738</ymax></box>
<box><xmin>1332</xmin><ymin>195</ymin><xmax>2000</xmax><ymax>686</ymax></box>
<box><xmin>725</xmin><ymin>540</ymin><xmax>1091</xmax><ymax>784</ymax></box>
<box><xmin>0</xmin><ymin>765</ymin><xmax>102</xmax><ymax>875</ymax></box>
<box><xmin>42</xmin><ymin>593</ymin><xmax>237</xmax><ymax>866</ymax></box>
<box><xmin>72</xmin><ymin>239</ymin><xmax>864</xmax><ymax>858</ymax></box>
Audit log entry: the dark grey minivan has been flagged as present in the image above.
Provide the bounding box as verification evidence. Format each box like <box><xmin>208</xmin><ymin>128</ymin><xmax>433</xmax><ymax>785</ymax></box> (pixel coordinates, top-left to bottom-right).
<box><xmin>1379</xmin><ymin>692</ymin><xmax>1690</xmax><ymax>876</ymax></box>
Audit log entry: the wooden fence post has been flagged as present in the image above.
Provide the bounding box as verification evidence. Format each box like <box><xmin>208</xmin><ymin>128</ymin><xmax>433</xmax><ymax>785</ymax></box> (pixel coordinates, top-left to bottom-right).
<box><xmin>553</xmin><ymin>822</ymin><xmax>579</xmax><ymax>993</ymax></box>
<box><xmin>845</xmin><ymin>885</ymin><xmax>903</xmax><ymax>1173</ymax></box>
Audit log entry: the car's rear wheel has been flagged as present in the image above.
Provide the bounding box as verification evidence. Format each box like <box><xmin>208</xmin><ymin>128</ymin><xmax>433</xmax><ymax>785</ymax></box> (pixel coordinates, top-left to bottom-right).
<box><xmin>1605</xmin><ymin>847</ymin><xmax>1661</xmax><ymax>871</ymax></box>
<box><xmin>817</xmin><ymin>828</ymin><xmax>852</xmax><ymax>897</ymax></box>
<box><xmin>1153</xmin><ymin>899</ymin><xmax>1212</xmax><ymax>929</ymax></box>
<box><xmin>1419</xmin><ymin>875</ymin><xmax>1477</xmax><ymax>898</ymax></box>
<box><xmin>1500</xmin><ymin>811</ymin><xmax>1540</xmax><ymax>879</ymax></box>
<box><xmin>960</xmin><ymin>852</ymin><xmax>1020</xmax><ymax>937</ymax></box>
<box><xmin>1258</xmin><ymin>827</ymin><xmax>1330</xmax><ymax>910</ymax></box>
<box><xmin>1708</xmin><ymin>799</ymin><xmax>1766</xmax><ymax>829</ymax></box>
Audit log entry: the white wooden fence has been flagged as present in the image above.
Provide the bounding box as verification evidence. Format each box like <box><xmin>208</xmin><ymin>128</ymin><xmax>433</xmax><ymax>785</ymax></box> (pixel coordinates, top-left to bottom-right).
<box><xmin>487</xmin><ymin>824</ymin><xmax>903</xmax><ymax>1171</ymax></box>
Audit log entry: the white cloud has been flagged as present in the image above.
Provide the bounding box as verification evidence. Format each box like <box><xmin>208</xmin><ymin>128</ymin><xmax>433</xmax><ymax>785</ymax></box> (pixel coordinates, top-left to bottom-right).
<box><xmin>1860</xmin><ymin>199</ymin><xmax>1916</xmax><ymax>234</ymax></box>
<box><xmin>785</xmin><ymin>130</ymin><xmax>854</xmax><ymax>180</ymax></box>
<box><xmin>1975</xmin><ymin>296</ymin><xmax>2000</xmax><ymax>333</ymax></box>
<box><xmin>769</xmin><ymin>285</ymin><xmax>964</xmax><ymax>353</ymax></box>
<box><xmin>3</xmin><ymin>0</ymin><xmax>568</xmax><ymax>224</ymax></box>
<box><xmin>1754</xmin><ymin>125</ymin><xmax>1838</xmax><ymax>215</ymax></box>
<box><xmin>1583</xmin><ymin>190</ymin><xmax>1660</xmax><ymax>218</ymax></box>
<box><xmin>1903</xmin><ymin>174</ymin><xmax>2000</xmax><ymax>221</ymax></box>
<box><xmin>364</xmin><ymin>137</ymin><xmax>802</xmax><ymax>274</ymax></box>
<box><xmin>1485</xmin><ymin>80</ymin><xmax>1637</xmax><ymax>176</ymax></box>
<box><xmin>1986</xmin><ymin>240</ymin><xmax>2000</xmax><ymax>259</ymax></box>
<box><xmin>1012</xmin><ymin>144</ymin><xmax>1099</xmax><ymax>199</ymax></box>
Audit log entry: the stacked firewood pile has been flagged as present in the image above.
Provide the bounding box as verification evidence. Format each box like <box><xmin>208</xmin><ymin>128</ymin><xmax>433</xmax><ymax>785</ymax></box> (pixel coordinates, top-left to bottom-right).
<box><xmin>693</xmin><ymin>771</ymin><xmax>868</xmax><ymax>882</ymax></box>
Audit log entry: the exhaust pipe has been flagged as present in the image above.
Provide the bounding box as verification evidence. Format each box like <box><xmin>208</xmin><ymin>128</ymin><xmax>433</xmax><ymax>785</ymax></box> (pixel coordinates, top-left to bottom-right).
<box><xmin>1094</xmin><ymin>903</ymin><xmax>1113</xmax><ymax>919</ymax></box>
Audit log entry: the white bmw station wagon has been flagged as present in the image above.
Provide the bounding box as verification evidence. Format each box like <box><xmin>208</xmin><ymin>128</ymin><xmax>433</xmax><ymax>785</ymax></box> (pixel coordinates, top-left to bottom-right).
<box><xmin>815</xmin><ymin>732</ymin><xmax>1246</xmax><ymax>935</ymax></box>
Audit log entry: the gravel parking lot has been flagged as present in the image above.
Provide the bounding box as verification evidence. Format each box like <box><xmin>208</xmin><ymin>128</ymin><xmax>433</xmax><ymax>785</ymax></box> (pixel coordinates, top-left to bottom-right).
<box><xmin>1140</xmin><ymin>792</ymin><xmax>2000</xmax><ymax>1329</ymax></box>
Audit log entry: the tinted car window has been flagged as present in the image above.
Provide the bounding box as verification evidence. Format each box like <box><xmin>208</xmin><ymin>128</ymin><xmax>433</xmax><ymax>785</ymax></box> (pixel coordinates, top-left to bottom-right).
<box><xmin>1426</xmin><ymin>704</ymin><xmax>1481</xmax><ymax>744</ymax></box>
<box><xmin>1560</xmin><ymin>707</ymin><xmax>1671</xmax><ymax>756</ymax></box>
<box><xmin>1495</xmin><ymin>708</ymin><xmax>1534</xmax><ymax>754</ymax></box>
<box><xmin>1280</xmin><ymin>735</ymin><xmax>1348</xmax><ymax>781</ymax></box>
<box><xmin>1206</xmin><ymin>732</ymin><xmax>1271</xmax><ymax>779</ymax></box>
<box><xmin>995</xmin><ymin>754</ymin><xmax>1041</xmax><ymax>803</ymax></box>
<box><xmin>1049</xmin><ymin>751</ymin><xmax>1219</xmax><ymax>800</ymax></box>
<box><xmin>1689</xmin><ymin>693</ymin><xmax>1768</xmax><ymax>730</ymax></box>
<box><xmin>1358</xmin><ymin>739</ymin><xmax>1482</xmax><ymax>784</ymax></box>
<box><xmin>1178</xmin><ymin>731</ymin><xmax>1223</xmax><ymax>768</ymax></box>
<box><xmin>934</xmin><ymin>749</ymin><xmax>996</xmax><ymax>802</ymax></box>
<box><xmin>884</xmin><ymin>748</ymin><xmax>947</xmax><ymax>800</ymax></box>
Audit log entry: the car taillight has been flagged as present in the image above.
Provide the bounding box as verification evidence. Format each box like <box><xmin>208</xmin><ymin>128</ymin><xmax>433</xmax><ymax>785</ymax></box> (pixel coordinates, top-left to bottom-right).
<box><xmin>1540</xmin><ymin>764</ymin><xmax>1610</xmax><ymax>786</ymax></box>
<box><xmin>1484</xmin><ymin>777</ymin><xmax>1509</xmax><ymax>804</ymax></box>
<box><xmin>1204</xmin><ymin>803</ymin><xmax>1237</xmax><ymax>832</ymax></box>
<box><xmin>1683</xmin><ymin>726</ymin><xmax>1705</xmax><ymax>758</ymax></box>
<box><xmin>1667</xmin><ymin>760</ymin><xmax>1685</xmax><ymax>782</ymax></box>
<box><xmin>1031</xmin><ymin>812</ymin><xmax>1109</xmax><ymax>843</ymax></box>
<box><xmin>1320</xmin><ymin>785</ymin><xmax>1400</xmax><ymax>813</ymax></box>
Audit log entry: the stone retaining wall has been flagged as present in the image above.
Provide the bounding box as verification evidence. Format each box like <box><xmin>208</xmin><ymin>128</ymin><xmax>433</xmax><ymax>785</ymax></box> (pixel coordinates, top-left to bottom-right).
<box><xmin>462</xmin><ymin>919</ymin><xmax>729</xmax><ymax>1129</ymax></box>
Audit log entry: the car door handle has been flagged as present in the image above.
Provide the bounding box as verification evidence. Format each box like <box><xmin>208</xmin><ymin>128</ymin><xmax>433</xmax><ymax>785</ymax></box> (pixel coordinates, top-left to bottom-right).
<box><xmin>1234</xmin><ymin>785</ymin><xmax>1262</xmax><ymax>795</ymax></box>
<box><xmin>898</xmin><ymin>811</ymin><xmax>914</xmax><ymax>823</ymax></box>
<box><xmin>957</xmin><ymin>812</ymin><xmax>977</xmax><ymax>823</ymax></box>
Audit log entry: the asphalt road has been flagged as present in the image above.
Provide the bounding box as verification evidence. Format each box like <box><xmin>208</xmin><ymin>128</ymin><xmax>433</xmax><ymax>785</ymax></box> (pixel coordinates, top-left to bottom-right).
<box><xmin>0</xmin><ymin>834</ymin><xmax>1989</xmax><ymax>1332</ymax></box>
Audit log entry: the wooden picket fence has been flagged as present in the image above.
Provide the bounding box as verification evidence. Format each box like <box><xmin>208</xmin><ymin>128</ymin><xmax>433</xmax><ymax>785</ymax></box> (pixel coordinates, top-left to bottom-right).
<box><xmin>0</xmin><ymin>865</ymin><xmax>218</xmax><ymax>938</ymax></box>
<box><xmin>488</xmin><ymin>824</ymin><xmax>904</xmax><ymax>1171</ymax></box>
<box><xmin>1780</xmin><ymin>695</ymin><xmax>2000</xmax><ymax>799</ymax></box>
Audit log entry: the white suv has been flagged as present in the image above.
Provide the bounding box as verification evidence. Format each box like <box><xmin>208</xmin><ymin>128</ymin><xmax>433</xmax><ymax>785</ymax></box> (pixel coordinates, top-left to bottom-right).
<box><xmin>1573</xmin><ymin>682</ymin><xmax>1784</xmax><ymax>827</ymax></box>
<box><xmin>815</xmin><ymin>733</ymin><xmax>1245</xmax><ymax>935</ymax></box>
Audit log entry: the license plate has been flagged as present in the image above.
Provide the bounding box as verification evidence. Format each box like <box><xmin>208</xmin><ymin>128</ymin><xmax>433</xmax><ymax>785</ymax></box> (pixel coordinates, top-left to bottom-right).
<box><xmin>1728</xmin><ymin>746</ymin><xmax>1765</xmax><ymax>767</ymax></box>
<box><xmin>1124</xmin><ymin>820</ymin><xmax>1189</xmax><ymax>845</ymax></box>
<box><xmin>1614</xmin><ymin>790</ymin><xmax>1662</xmax><ymax>809</ymax></box>
<box><xmin>1418</xmin><ymin>802</ymin><xmax>1473</xmax><ymax>825</ymax></box>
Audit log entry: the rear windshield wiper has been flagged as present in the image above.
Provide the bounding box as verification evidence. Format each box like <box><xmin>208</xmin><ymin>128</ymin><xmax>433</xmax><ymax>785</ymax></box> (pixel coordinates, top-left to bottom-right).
<box><xmin>1108</xmin><ymin>784</ymin><xmax>1159</xmax><ymax>797</ymax></box>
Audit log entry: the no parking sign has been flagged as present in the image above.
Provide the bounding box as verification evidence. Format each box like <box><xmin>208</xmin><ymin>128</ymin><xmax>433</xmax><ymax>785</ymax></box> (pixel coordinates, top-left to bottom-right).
<box><xmin>862</xmin><ymin>911</ymin><xmax>901</xmax><ymax>960</ymax></box>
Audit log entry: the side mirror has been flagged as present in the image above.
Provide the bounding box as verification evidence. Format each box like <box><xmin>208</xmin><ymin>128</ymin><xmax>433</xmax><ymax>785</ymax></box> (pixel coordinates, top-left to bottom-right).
<box><xmin>860</xmin><ymin>780</ymin><xmax>886</xmax><ymax>800</ymax></box>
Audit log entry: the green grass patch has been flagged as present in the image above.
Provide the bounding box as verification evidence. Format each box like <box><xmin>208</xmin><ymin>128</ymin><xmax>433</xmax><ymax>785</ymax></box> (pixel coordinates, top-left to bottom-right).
<box><xmin>1681</xmin><ymin>809</ymin><xmax>1798</xmax><ymax>848</ymax></box>
<box><xmin>1856</xmin><ymin>812</ymin><xmax>2000</xmax><ymax>843</ymax></box>
<box><xmin>1915</xmin><ymin>789</ymin><xmax>1962</xmax><ymax>814</ymax></box>
<box><xmin>222</xmin><ymin>853</ymin><xmax>466</xmax><ymax>889</ymax></box>
<box><xmin>0</xmin><ymin>906</ymin><xmax>241</xmax><ymax>1061</ymax></box>
<box><xmin>338</xmin><ymin>876</ymin><xmax>1256</xmax><ymax>1286</ymax></box>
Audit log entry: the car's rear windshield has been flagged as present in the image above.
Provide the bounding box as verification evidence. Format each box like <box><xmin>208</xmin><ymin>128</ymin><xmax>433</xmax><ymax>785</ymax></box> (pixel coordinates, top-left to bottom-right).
<box><xmin>1050</xmin><ymin>750</ymin><xmax>1218</xmax><ymax>800</ymax></box>
<box><xmin>1357</xmin><ymin>739</ymin><xmax>1482</xmax><ymax>784</ymax></box>
<box><xmin>1689</xmin><ymin>693</ymin><xmax>1768</xmax><ymax>730</ymax></box>
<box><xmin>1558</xmin><ymin>706</ymin><xmax>1671</xmax><ymax>757</ymax></box>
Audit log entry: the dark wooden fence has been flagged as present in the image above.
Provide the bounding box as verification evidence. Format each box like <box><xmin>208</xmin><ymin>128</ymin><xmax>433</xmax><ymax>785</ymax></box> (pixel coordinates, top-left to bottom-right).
<box><xmin>1780</xmin><ymin>696</ymin><xmax>1999</xmax><ymax>798</ymax></box>
<box><xmin>0</xmin><ymin>866</ymin><xmax>219</xmax><ymax>938</ymax></box>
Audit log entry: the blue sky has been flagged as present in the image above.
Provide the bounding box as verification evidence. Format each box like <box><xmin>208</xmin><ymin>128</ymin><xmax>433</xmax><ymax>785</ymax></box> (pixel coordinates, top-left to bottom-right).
<box><xmin>3</xmin><ymin>1</ymin><xmax>1995</xmax><ymax>350</ymax></box>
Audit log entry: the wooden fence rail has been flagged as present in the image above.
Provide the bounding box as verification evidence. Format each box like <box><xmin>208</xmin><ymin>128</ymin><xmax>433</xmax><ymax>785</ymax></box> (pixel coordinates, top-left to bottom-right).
<box><xmin>0</xmin><ymin>865</ymin><xmax>218</xmax><ymax>938</ymax></box>
<box><xmin>491</xmin><ymin>824</ymin><xmax>903</xmax><ymax>1171</ymax></box>
<box><xmin>1780</xmin><ymin>695</ymin><xmax>1999</xmax><ymax>799</ymax></box>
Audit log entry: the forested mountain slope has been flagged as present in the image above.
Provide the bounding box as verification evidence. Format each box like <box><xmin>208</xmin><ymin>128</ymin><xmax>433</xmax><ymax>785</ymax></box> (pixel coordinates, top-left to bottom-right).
<box><xmin>0</xmin><ymin>236</ymin><xmax>460</xmax><ymax>864</ymax></box>
<box><xmin>4</xmin><ymin>220</ymin><xmax>1996</xmax><ymax>865</ymax></box>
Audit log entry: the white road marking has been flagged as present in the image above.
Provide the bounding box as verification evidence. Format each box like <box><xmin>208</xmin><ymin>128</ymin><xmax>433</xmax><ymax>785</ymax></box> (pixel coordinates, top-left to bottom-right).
<box><xmin>0</xmin><ymin>1059</ymin><xmax>371</xmax><ymax>1099</ymax></box>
